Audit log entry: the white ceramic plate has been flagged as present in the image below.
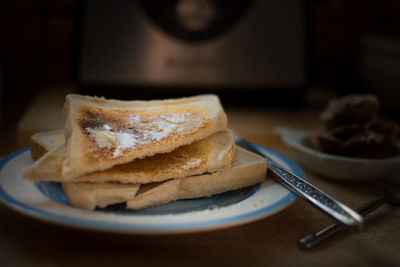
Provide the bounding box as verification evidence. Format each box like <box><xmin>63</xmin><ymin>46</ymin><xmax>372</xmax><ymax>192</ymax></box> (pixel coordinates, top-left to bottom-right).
<box><xmin>277</xmin><ymin>127</ymin><xmax>400</xmax><ymax>181</ymax></box>
<box><xmin>0</xmin><ymin>145</ymin><xmax>304</xmax><ymax>234</ymax></box>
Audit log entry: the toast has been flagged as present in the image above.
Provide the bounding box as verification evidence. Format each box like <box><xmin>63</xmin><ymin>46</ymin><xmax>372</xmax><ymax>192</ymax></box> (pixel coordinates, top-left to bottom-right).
<box><xmin>73</xmin><ymin>129</ymin><xmax>235</xmax><ymax>184</ymax></box>
<box><xmin>24</xmin><ymin>93</ymin><xmax>266</xmax><ymax>212</ymax></box>
<box><xmin>24</xmin><ymin>129</ymin><xmax>236</xmax><ymax>184</ymax></box>
<box><xmin>61</xmin><ymin>147</ymin><xmax>267</xmax><ymax>210</ymax></box>
<box><xmin>61</xmin><ymin>183</ymin><xmax>140</xmax><ymax>211</ymax></box>
<box><xmin>29</xmin><ymin>130</ymin><xmax>65</xmax><ymax>160</ymax></box>
<box><xmin>62</xmin><ymin>94</ymin><xmax>228</xmax><ymax>179</ymax></box>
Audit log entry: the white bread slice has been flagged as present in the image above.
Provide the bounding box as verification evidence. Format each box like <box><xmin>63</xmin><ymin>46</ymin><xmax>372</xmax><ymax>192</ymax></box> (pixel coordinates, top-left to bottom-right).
<box><xmin>62</xmin><ymin>94</ymin><xmax>228</xmax><ymax>179</ymax></box>
<box><xmin>61</xmin><ymin>147</ymin><xmax>266</xmax><ymax>211</ymax></box>
<box><xmin>122</xmin><ymin>180</ymin><xmax>180</xmax><ymax>211</ymax></box>
<box><xmin>126</xmin><ymin>147</ymin><xmax>267</xmax><ymax>210</ymax></box>
<box><xmin>62</xmin><ymin>182</ymin><xmax>140</xmax><ymax>211</ymax></box>
<box><xmin>29</xmin><ymin>130</ymin><xmax>65</xmax><ymax>160</ymax></box>
<box><xmin>24</xmin><ymin>129</ymin><xmax>235</xmax><ymax>183</ymax></box>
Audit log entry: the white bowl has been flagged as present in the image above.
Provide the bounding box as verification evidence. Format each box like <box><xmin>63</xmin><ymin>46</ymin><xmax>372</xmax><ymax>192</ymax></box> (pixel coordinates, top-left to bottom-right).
<box><xmin>276</xmin><ymin>127</ymin><xmax>400</xmax><ymax>181</ymax></box>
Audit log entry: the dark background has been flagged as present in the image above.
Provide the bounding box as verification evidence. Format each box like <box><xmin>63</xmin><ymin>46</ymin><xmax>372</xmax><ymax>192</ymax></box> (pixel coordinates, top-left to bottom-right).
<box><xmin>1</xmin><ymin>0</ymin><xmax>400</xmax><ymax>153</ymax></box>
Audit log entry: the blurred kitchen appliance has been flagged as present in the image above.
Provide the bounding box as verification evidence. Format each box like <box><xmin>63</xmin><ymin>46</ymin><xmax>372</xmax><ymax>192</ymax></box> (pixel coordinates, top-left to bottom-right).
<box><xmin>361</xmin><ymin>36</ymin><xmax>400</xmax><ymax>116</ymax></box>
<box><xmin>76</xmin><ymin>0</ymin><xmax>307</xmax><ymax>99</ymax></box>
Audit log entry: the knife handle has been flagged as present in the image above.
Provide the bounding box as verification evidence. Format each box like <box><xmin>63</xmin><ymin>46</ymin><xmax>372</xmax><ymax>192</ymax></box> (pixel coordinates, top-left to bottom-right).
<box><xmin>297</xmin><ymin>197</ymin><xmax>385</xmax><ymax>249</ymax></box>
<box><xmin>268</xmin><ymin>160</ymin><xmax>363</xmax><ymax>227</ymax></box>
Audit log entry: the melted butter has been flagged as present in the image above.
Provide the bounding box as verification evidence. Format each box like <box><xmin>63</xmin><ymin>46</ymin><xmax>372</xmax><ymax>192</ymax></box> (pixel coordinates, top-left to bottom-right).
<box><xmin>80</xmin><ymin>109</ymin><xmax>205</xmax><ymax>158</ymax></box>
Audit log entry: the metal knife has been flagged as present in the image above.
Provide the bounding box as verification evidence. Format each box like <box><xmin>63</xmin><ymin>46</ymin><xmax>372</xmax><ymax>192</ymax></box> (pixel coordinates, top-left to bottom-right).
<box><xmin>235</xmin><ymin>135</ymin><xmax>363</xmax><ymax>227</ymax></box>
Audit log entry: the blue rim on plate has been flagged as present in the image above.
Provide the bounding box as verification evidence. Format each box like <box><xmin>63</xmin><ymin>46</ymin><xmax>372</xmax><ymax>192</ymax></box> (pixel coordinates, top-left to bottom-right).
<box><xmin>0</xmin><ymin>145</ymin><xmax>304</xmax><ymax>234</ymax></box>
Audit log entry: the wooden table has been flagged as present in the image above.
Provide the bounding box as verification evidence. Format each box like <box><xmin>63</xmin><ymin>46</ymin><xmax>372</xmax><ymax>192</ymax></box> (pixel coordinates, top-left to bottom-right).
<box><xmin>1</xmin><ymin>89</ymin><xmax>399</xmax><ymax>267</ymax></box>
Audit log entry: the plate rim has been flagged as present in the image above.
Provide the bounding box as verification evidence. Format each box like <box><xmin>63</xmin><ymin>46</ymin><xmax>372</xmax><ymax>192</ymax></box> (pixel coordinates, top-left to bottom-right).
<box><xmin>0</xmin><ymin>145</ymin><xmax>304</xmax><ymax>234</ymax></box>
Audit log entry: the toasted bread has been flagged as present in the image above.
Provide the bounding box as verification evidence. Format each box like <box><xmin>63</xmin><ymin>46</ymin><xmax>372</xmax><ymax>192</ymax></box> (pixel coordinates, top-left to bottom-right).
<box><xmin>62</xmin><ymin>94</ymin><xmax>228</xmax><ymax>179</ymax></box>
<box><xmin>72</xmin><ymin>129</ymin><xmax>235</xmax><ymax>184</ymax></box>
<box><xmin>24</xmin><ymin>129</ymin><xmax>235</xmax><ymax>183</ymax></box>
<box><xmin>61</xmin><ymin>182</ymin><xmax>140</xmax><ymax>211</ymax></box>
<box><xmin>126</xmin><ymin>147</ymin><xmax>267</xmax><ymax>210</ymax></box>
<box><xmin>61</xmin><ymin>147</ymin><xmax>266</xmax><ymax>210</ymax></box>
<box><xmin>23</xmin><ymin>93</ymin><xmax>265</xmax><ymax>212</ymax></box>
<box><xmin>29</xmin><ymin>130</ymin><xmax>65</xmax><ymax>160</ymax></box>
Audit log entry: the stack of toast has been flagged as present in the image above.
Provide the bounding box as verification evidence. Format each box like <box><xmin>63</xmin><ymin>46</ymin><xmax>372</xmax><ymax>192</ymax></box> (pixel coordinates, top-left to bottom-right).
<box><xmin>23</xmin><ymin>94</ymin><xmax>267</xmax><ymax>210</ymax></box>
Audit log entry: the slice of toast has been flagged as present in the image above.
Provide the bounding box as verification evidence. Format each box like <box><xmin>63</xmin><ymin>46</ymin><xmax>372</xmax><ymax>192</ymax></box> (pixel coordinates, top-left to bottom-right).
<box><xmin>72</xmin><ymin>129</ymin><xmax>235</xmax><ymax>184</ymax></box>
<box><xmin>61</xmin><ymin>182</ymin><xmax>140</xmax><ymax>211</ymax></box>
<box><xmin>62</xmin><ymin>94</ymin><xmax>228</xmax><ymax>179</ymax></box>
<box><xmin>61</xmin><ymin>147</ymin><xmax>266</xmax><ymax>210</ymax></box>
<box><xmin>126</xmin><ymin>147</ymin><xmax>267</xmax><ymax>210</ymax></box>
<box><xmin>29</xmin><ymin>129</ymin><xmax>65</xmax><ymax>160</ymax></box>
<box><xmin>24</xmin><ymin>129</ymin><xmax>235</xmax><ymax>183</ymax></box>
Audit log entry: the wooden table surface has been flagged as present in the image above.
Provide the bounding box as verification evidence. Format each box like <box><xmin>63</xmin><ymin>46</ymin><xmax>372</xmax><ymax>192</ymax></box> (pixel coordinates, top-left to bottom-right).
<box><xmin>1</xmin><ymin>90</ymin><xmax>399</xmax><ymax>267</ymax></box>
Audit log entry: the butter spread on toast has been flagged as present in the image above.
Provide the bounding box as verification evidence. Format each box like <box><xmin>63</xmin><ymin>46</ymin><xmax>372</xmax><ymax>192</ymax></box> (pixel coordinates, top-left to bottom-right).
<box><xmin>79</xmin><ymin>107</ymin><xmax>206</xmax><ymax>159</ymax></box>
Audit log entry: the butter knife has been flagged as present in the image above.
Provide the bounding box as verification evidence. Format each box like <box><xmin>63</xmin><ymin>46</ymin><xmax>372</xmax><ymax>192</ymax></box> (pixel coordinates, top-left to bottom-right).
<box><xmin>235</xmin><ymin>135</ymin><xmax>363</xmax><ymax>227</ymax></box>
